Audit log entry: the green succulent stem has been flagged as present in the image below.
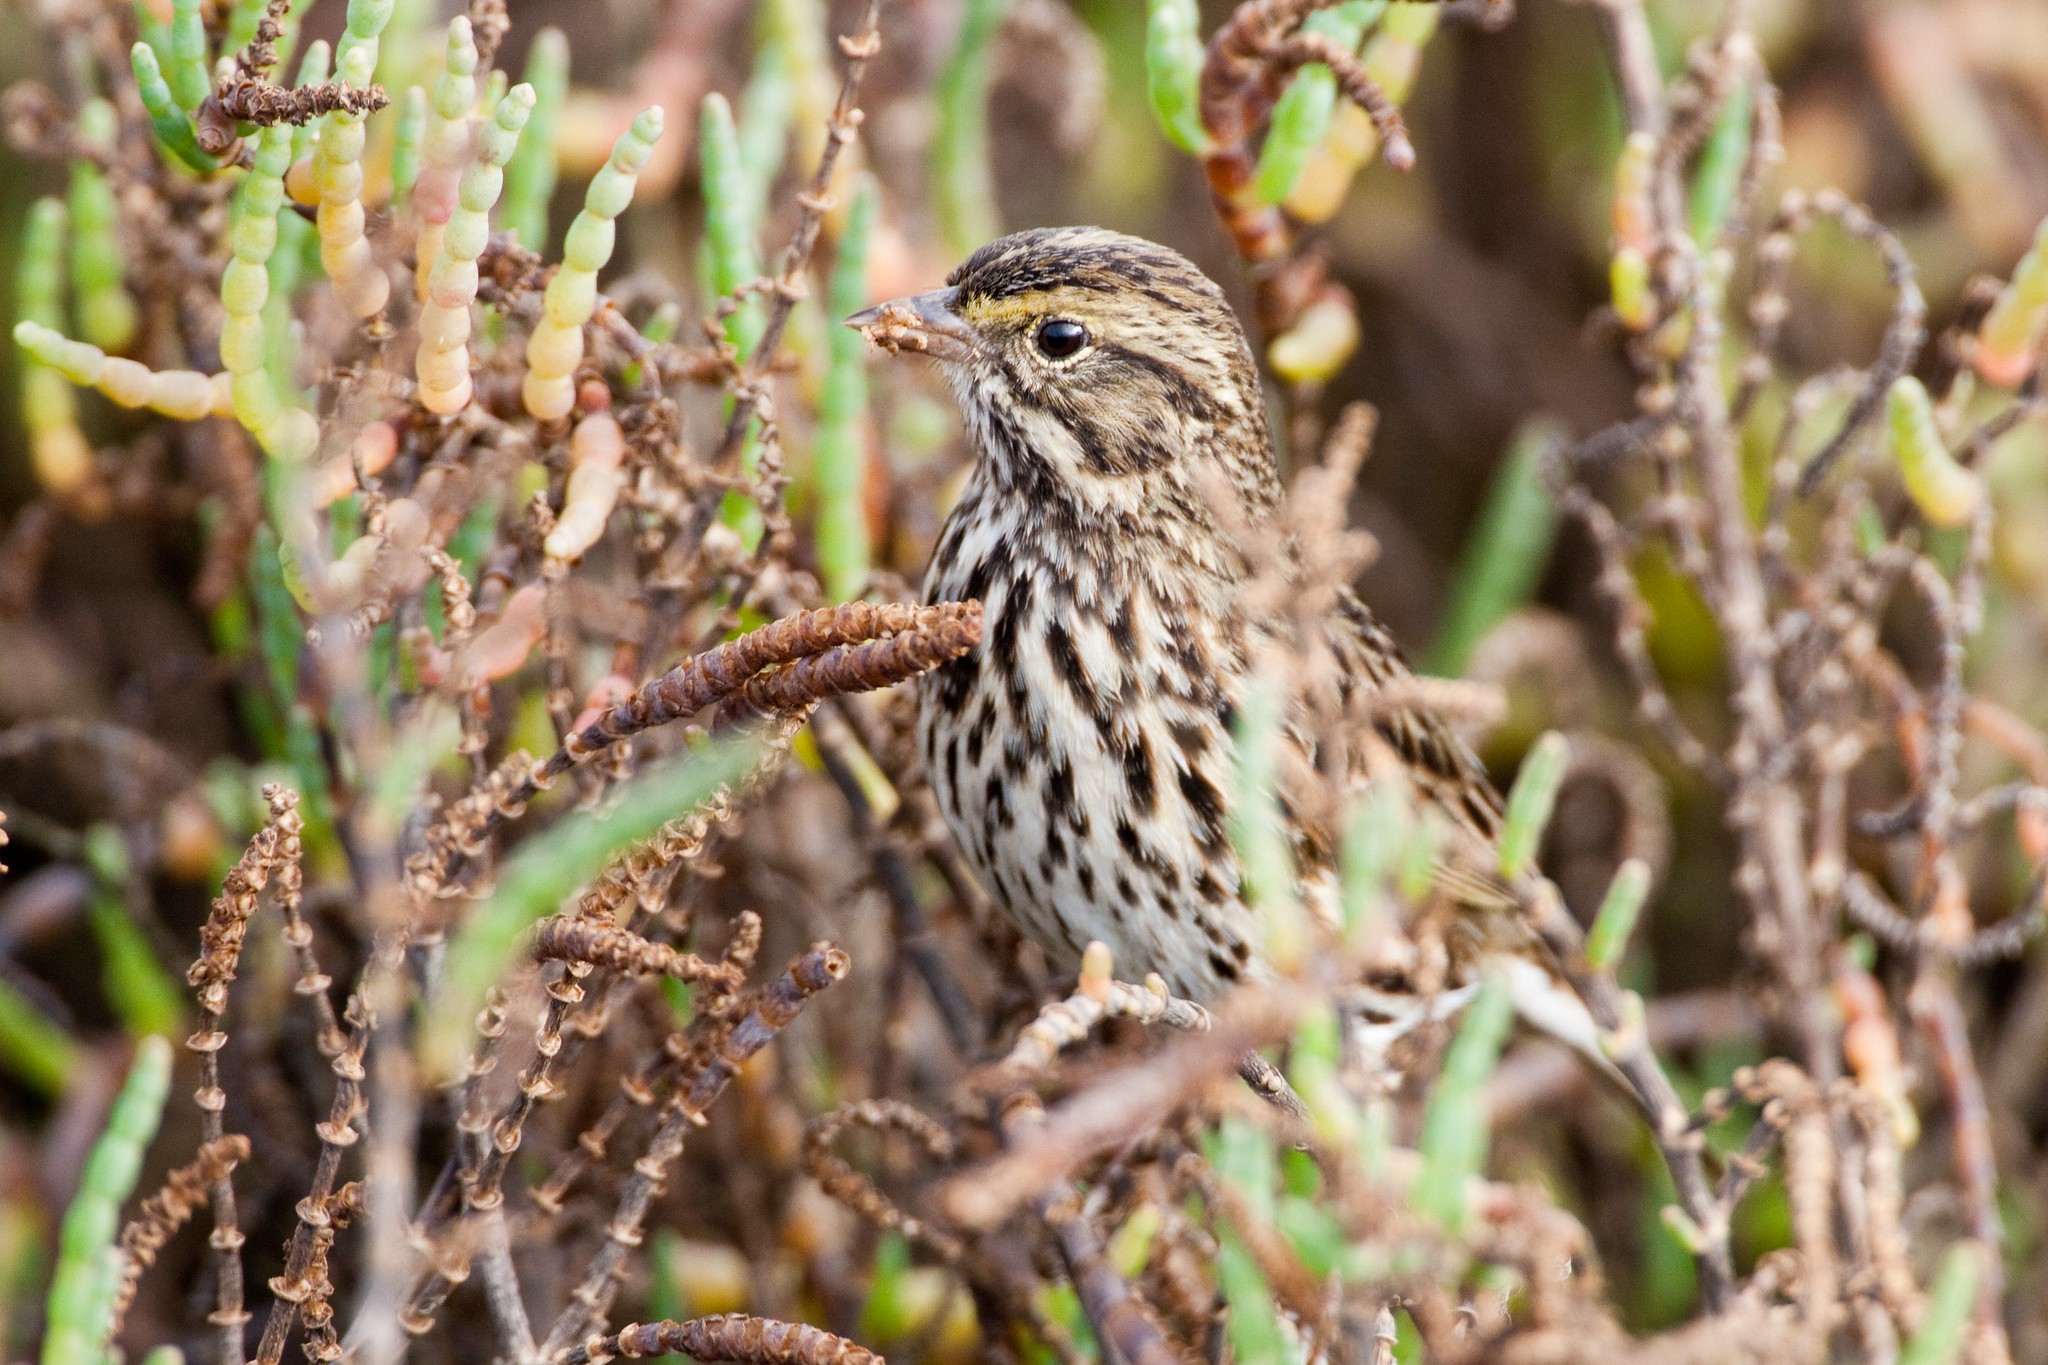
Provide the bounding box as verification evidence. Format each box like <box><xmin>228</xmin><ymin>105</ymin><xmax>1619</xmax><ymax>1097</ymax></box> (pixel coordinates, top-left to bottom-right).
<box><xmin>932</xmin><ymin>0</ymin><xmax>1010</xmax><ymax>257</ymax></box>
<box><xmin>501</xmin><ymin>29</ymin><xmax>568</xmax><ymax>250</ymax></box>
<box><xmin>815</xmin><ymin>175</ymin><xmax>879</xmax><ymax>602</ymax></box>
<box><xmin>41</xmin><ymin>1037</ymin><xmax>174</xmax><ymax>1365</ymax></box>
<box><xmin>1412</xmin><ymin>971</ymin><xmax>1512</xmax><ymax>1230</ymax></box>
<box><xmin>1427</xmin><ymin>417</ymin><xmax>1563</xmax><ymax>677</ymax></box>
<box><xmin>1498</xmin><ymin>731</ymin><xmax>1568</xmax><ymax>881</ymax></box>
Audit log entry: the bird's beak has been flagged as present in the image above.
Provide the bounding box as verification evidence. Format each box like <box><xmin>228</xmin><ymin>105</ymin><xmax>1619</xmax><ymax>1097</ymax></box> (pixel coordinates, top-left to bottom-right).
<box><xmin>845</xmin><ymin>286</ymin><xmax>977</xmax><ymax>363</ymax></box>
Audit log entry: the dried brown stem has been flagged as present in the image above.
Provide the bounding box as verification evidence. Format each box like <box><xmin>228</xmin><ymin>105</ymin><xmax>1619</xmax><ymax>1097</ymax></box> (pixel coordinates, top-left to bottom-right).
<box><xmin>1786</xmin><ymin>191</ymin><xmax>1928</xmax><ymax>496</ymax></box>
<box><xmin>1554</xmin><ymin>481</ymin><xmax>1724</xmax><ymax>781</ymax></box>
<box><xmin>1523</xmin><ymin>880</ymin><xmax>1736</xmax><ymax>1307</ymax></box>
<box><xmin>1264</xmin><ymin>34</ymin><xmax>1413</xmax><ymax>170</ymax></box>
<box><xmin>1734</xmin><ymin>1062</ymin><xmax>1837</xmax><ymax>1330</ymax></box>
<box><xmin>296</xmin><ymin>1184</ymin><xmax>364</xmax><ymax>1365</ymax></box>
<box><xmin>529</xmin><ymin>915</ymin><xmax>767</xmax><ymax>1219</ymax></box>
<box><xmin>538</xmin><ymin>945</ymin><xmax>851</xmax><ymax>1356</ymax></box>
<box><xmin>186</xmin><ymin>784</ymin><xmax>305</xmax><ymax>1365</ymax></box>
<box><xmin>1199</xmin><ymin>0</ymin><xmax>1327</xmax><ymax>292</ymax></box>
<box><xmin>215</xmin><ymin>79</ymin><xmax>391</xmax><ymax>128</ymax></box>
<box><xmin>942</xmin><ymin>986</ymin><xmax>1298</xmax><ymax>1230</ymax></box>
<box><xmin>401</xmin><ymin>975</ymin><xmax>573</xmax><ymax>1338</ymax></box>
<box><xmin>975</xmin><ymin>954</ymin><xmax>1208</xmax><ymax>1364</ymax></box>
<box><xmin>1593</xmin><ymin>0</ymin><xmax>1668</xmax><ymax>141</ymax></box>
<box><xmin>531</xmin><ymin>918</ymin><xmax>746</xmax><ymax>989</ymax></box>
<box><xmin>1044</xmin><ymin>1196</ymin><xmax>1185</xmax><ymax>1365</ymax></box>
<box><xmin>802</xmin><ymin>1100</ymin><xmax>962</xmax><ymax>1261</ymax></box>
<box><xmin>1195</xmin><ymin>1</ymin><xmax>1422</xmax><ymax>337</ymax></box>
<box><xmin>398</xmin><ymin>729</ymin><xmax>800</xmax><ymax>1337</ymax></box>
<box><xmin>553</xmin><ymin>602</ymin><xmax>980</xmax><ymax>778</ymax></box>
<box><xmin>466</xmin><ymin>0</ymin><xmax>509</xmax><ymax>72</ymax></box>
<box><xmin>719</xmin><ymin>611</ymin><xmax>982</xmax><ymax>720</ymax></box>
<box><xmin>109</xmin><ymin>1136</ymin><xmax>252</xmax><ymax>1340</ymax></box>
<box><xmin>403</xmin><ymin>601</ymin><xmax>972</xmax><ymax>915</ymax></box>
<box><xmin>1911</xmin><ymin>977</ymin><xmax>2010</xmax><ymax>1349</ymax></box>
<box><xmin>1175</xmin><ymin>1151</ymin><xmax>1329</xmax><ymax>1334</ymax></box>
<box><xmin>1672</xmin><ymin>245</ymin><xmax>1839</xmax><ymax>1109</ymax></box>
<box><xmin>230</xmin><ymin>0</ymin><xmax>293</xmax><ymax>77</ymax></box>
<box><xmin>807</xmin><ymin>704</ymin><xmax>982</xmax><ymax>1054</ymax></box>
<box><xmin>454</xmin><ymin>988</ymin><xmax>512</xmax><ymax>1191</ymax></box>
<box><xmin>565</xmin><ymin>1315</ymin><xmax>882</xmax><ymax>1365</ymax></box>
<box><xmin>472</xmin><ymin>1210</ymin><xmax>535</xmax><ymax>1361</ymax></box>
<box><xmin>256</xmin><ymin>932</ymin><xmax>404</xmax><ymax>1365</ymax></box>
<box><xmin>993</xmin><ymin>966</ymin><xmax>1211</xmax><ymax>1084</ymax></box>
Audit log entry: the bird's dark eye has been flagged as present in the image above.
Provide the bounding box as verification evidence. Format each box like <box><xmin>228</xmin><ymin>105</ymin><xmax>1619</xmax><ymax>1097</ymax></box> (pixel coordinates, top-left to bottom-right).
<box><xmin>1035</xmin><ymin>319</ymin><xmax>1089</xmax><ymax>359</ymax></box>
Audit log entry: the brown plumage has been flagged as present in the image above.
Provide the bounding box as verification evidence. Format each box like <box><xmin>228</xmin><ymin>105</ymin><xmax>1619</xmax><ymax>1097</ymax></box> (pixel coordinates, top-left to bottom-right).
<box><xmin>852</xmin><ymin>227</ymin><xmax>1558</xmax><ymax>1025</ymax></box>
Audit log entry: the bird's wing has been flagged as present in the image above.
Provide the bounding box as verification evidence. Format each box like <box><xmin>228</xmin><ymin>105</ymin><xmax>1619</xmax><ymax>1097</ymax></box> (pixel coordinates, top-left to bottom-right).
<box><xmin>1319</xmin><ymin>592</ymin><xmax>1635</xmax><ymax>1081</ymax></box>
<box><xmin>1328</xmin><ymin>587</ymin><xmax>1504</xmax><ymax>843</ymax></box>
<box><xmin>1262</xmin><ymin>585</ymin><xmax>1512</xmax><ymax>915</ymax></box>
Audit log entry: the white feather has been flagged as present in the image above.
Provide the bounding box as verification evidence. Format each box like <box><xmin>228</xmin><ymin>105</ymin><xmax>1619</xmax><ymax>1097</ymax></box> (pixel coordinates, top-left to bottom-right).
<box><xmin>1494</xmin><ymin>954</ymin><xmax>1629</xmax><ymax>1089</ymax></box>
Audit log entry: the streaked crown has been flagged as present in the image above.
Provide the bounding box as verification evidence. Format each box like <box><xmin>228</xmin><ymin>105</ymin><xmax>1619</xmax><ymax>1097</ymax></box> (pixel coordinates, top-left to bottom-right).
<box><xmin>858</xmin><ymin>228</ymin><xmax>1282</xmax><ymax>523</ymax></box>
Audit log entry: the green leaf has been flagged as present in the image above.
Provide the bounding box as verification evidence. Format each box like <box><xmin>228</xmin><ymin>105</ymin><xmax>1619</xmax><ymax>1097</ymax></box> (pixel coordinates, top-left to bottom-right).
<box><xmin>502</xmin><ymin>30</ymin><xmax>568</xmax><ymax>249</ymax></box>
<box><xmin>1898</xmin><ymin>1243</ymin><xmax>1983</xmax><ymax>1365</ymax></box>
<box><xmin>0</xmin><ymin>977</ymin><xmax>79</xmax><ymax>1098</ymax></box>
<box><xmin>1427</xmin><ymin>417</ymin><xmax>1563</xmax><ymax>677</ymax></box>
<box><xmin>933</xmin><ymin>0</ymin><xmax>1011</xmax><ymax>255</ymax></box>
<box><xmin>1687</xmin><ymin>74</ymin><xmax>1752</xmax><ymax>246</ymax></box>
<box><xmin>859</xmin><ymin>1231</ymin><xmax>914</xmax><ymax>1342</ymax></box>
<box><xmin>1497</xmin><ymin>731</ymin><xmax>1568</xmax><ymax>881</ymax></box>
<box><xmin>1412</xmin><ymin>972</ymin><xmax>1512</xmax><ymax>1230</ymax></box>
<box><xmin>1217</xmin><ymin>1235</ymin><xmax>1291</xmax><ymax>1365</ymax></box>
<box><xmin>1277</xmin><ymin>1196</ymin><xmax>1347</xmax><ymax>1279</ymax></box>
<box><xmin>1586</xmin><ymin>858</ymin><xmax>1652</xmax><ymax>971</ymax></box>
<box><xmin>1145</xmin><ymin>0</ymin><xmax>1208</xmax><ymax>155</ymax></box>
<box><xmin>816</xmin><ymin>175</ymin><xmax>879</xmax><ymax>603</ymax></box>
<box><xmin>85</xmin><ymin>880</ymin><xmax>186</xmax><ymax>1042</ymax></box>
<box><xmin>42</xmin><ymin>1037</ymin><xmax>173</xmax><ymax>1365</ymax></box>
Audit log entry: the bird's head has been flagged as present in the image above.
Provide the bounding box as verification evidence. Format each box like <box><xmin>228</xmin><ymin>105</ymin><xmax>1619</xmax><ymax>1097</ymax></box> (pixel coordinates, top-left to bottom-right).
<box><xmin>849</xmin><ymin>227</ymin><xmax>1278</xmax><ymax>514</ymax></box>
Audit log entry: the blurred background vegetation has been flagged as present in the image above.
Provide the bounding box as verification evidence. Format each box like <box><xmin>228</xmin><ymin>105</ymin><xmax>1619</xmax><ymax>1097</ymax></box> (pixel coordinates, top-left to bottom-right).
<box><xmin>1</xmin><ymin>0</ymin><xmax>2048</xmax><ymax>1360</ymax></box>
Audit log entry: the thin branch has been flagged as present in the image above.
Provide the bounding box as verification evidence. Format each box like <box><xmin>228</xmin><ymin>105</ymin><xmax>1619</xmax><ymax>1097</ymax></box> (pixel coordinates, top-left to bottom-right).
<box><xmin>564</xmin><ymin>1316</ymin><xmax>882</xmax><ymax>1365</ymax></box>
